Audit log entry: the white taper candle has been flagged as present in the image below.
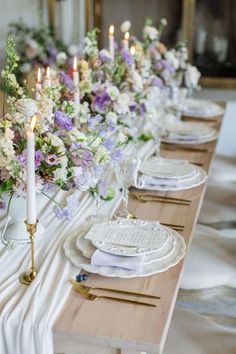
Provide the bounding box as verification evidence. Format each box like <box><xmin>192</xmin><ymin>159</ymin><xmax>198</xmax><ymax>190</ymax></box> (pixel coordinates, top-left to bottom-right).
<box><xmin>27</xmin><ymin>115</ymin><xmax>37</xmax><ymax>224</ymax></box>
<box><xmin>109</xmin><ymin>25</ymin><xmax>115</xmax><ymax>61</ymax></box>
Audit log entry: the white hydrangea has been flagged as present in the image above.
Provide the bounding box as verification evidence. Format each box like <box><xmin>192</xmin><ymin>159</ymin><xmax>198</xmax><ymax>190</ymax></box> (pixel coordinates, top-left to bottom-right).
<box><xmin>19</xmin><ymin>62</ymin><xmax>32</xmax><ymax>74</ymax></box>
<box><xmin>143</xmin><ymin>25</ymin><xmax>159</xmax><ymax>41</ymax></box>
<box><xmin>120</xmin><ymin>20</ymin><xmax>131</xmax><ymax>33</ymax></box>
<box><xmin>47</xmin><ymin>133</ymin><xmax>66</xmax><ymax>154</ymax></box>
<box><xmin>54</xmin><ymin>156</ymin><xmax>68</xmax><ymax>181</ymax></box>
<box><xmin>78</xmin><ymin>102</ymin><xmax>91</xmax><ymax>123</ymax></box>
<box><xmin>56</xmin><ymin>52</ymin><xmax>67</xmax><ymax>65</ymax></box>
<box><xmin>114</xmin><ymin>93</ymin><xmax>130</xmax><ymax>115</ymax></box>
<box><xmin>107</xmin><ymin>86</ymin><xmax>120</xmax><ymax>100</ymax></box>
<box><xmin>131</xmin><ymin>70</ymin><xmax>143</xmax><ymax>91</ymax></box>
<box><xmin>68</xmin><ymin>44</ymin><xmax>79</xmax><ymax>56</ymax></box>
<box><xmin>15</xmin><ymin>98</ymin><xmax>38</xmax><ymax>118</ymax></box>
<box><xmin>165</xmin><ymin>50</ymin><xmax>179</xmax><ymax>70</ymax></box>
<box><xmin>185</xmin><ymin>64</ymin><xmax>201</xmax><ymax>89</ymax></box>
<box><xmin>106</xmin><ymin>112</ymin><xmax>118</xmax><ymax>125</ymax></box>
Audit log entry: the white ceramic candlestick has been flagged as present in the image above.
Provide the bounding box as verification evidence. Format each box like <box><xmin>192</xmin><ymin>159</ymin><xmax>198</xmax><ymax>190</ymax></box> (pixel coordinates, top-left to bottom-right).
<box><xmin>27</xmin><ymin>116</ymin><xmax>37</xmax><ymax>224</ymax></box>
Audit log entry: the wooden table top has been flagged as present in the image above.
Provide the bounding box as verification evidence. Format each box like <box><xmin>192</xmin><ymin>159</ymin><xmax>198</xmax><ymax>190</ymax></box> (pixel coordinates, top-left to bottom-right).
<box><xmin>53</xmin><ymin>111</ymin><xmax>224</xmax><ymax>354</ymax></box>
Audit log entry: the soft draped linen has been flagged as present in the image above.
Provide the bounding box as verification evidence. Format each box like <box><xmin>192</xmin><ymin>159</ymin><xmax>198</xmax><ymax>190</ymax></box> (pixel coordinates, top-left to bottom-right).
<box><xmin>0</xmin><ymin>140</ymin><xmax>155</xmax><ymax>354</ymax></box>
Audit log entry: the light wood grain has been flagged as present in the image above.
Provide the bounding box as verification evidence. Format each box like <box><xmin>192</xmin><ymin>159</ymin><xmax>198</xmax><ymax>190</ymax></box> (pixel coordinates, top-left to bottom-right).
<box><xmin>53</xmin><ymin>110</ymin><xmax>224</xmax><ymax>354</ymax></box>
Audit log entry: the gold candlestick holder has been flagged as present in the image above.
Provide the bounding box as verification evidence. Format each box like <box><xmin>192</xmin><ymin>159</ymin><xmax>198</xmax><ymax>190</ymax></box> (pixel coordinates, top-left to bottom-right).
<box><xmin>19</xmin><ymin>221</ymin><xmax>38</xmax><ymax>285</ymax></box>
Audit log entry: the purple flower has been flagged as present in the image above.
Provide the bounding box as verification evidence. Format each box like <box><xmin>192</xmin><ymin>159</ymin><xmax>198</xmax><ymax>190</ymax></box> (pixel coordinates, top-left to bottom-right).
<box><xmin>54</xmin><ymin>205</ymin><xmax>64</xmax><ymax>219</ymax></box>
<box><xmin>140</xmin><ymin>103</ymin><xmax>146</xmax><ymax>116</ymax></box>
<box><xmin>99</xmin><ymin>49</ymin><xmax>112</xmax><ymax>63</ymax></box>
<box><xmin>88</xmin><ymin>114</ymin><xmax>102</xmax><ymax>129</ymax></box>
<box><xmin>98</xmin><ymin>180</ymin><xmax>108</xmax><ymax>198</ymax></box>
<box><xmin>18</xmin><ymin>150</ymin><xmax>27</xmax><ymax>167</ymax></box>
<box><xmin>121</xmin><ymin>48</ymin><xmax>134</xmax><ymax>66</ymax></box>
<box><xmin>55</xmin><ymin>111</ymin><xmax>73</xmax><ymax>130</ymax></box>
<box><xmin>46</xmin><ymin>154</ymin><xmax>59</xmax><ymax>165</ymax></box>
<box><xmin>129</xmin><ymin>103</ymin><xmax>137</xmax><ymax>112</ymax></box>
<box><xmin>103</xmin><ymin>138</ymin><xmax>114</xmax><ymax>150</ymax></box>
<box><xmin>93</xmin><ymin>92</ymin><xmax>111</xmax><ymax>112</ymax></box>
<box><xmin>60</xmin><ymin>72</ymin><xmax>75</xmax><ymax>91</ymax></box>
<box><xmin>111</xmin><ymin>148</ymin><xmax>123</xmax><ymax>161</ymax></box>
<box><xmin>151</xmin><ymin>76</ymin><xmax>164</xmax><ymax>88</ymax></box>
<box><xmin>35</xmin><ymin>150</ymin><xmax>43</xmax><ymax>168</ymax></box>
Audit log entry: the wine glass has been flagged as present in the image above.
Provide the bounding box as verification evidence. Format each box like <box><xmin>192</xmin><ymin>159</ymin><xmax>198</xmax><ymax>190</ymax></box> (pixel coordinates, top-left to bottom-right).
<box><xmin>114</xmin><ymin>155</ymin><xmax>140</xmax><ymax>219</ymax></box>
<box><xmin>85</xmin><ymin>164</ymin><xmax>111</xmax><ymax>224</ymax></box>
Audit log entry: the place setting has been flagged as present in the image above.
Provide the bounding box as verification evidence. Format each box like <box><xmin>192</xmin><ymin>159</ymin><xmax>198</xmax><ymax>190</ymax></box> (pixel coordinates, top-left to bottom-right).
<box><xmin>181</xmin><ymin>99</ymin><xmax>225</xmax><ymax>120</ymax></box>
<box><xmin>63</xmin><ymin>218</ymin><xmax>186</xmax><ymax>280</ymax></box>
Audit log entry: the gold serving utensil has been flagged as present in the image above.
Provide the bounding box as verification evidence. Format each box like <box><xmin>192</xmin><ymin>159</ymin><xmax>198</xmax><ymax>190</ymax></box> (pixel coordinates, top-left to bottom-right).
<box><xmin>70</xmin><ymin>279</ymin><xmax>156</xmax><ymax>307</ymax></box>
<box><xmin>70</xmin><ymin>278</ymin><xmax>161</xmax><ymax>299</ymax></box>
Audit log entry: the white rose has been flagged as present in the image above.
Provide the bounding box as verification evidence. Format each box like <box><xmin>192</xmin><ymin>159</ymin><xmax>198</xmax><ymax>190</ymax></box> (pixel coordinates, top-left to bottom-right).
<box><xmin>15</xmin><ymin>98</ymin><xmax>38</xmax><ymax>118</ymax></box>
<box><xmin>68</xmin><ymin>45</ymin><xmax>79</xmax><ymax>56</ymax></box>
<box><xmin>115</xmin><ymin>93</ymin><xmax>130</xmax><ymax>115</ymax></box>
<box><xmin>107</xmin><ymin>86</ymin><xmax>120</xmax><ymax>100</ymax></box>
<box><xmin>56</xmin><ymin>52</ymin><xmax>67</xmax><ymax>65</ymax></box>
<box><xmin>120</xmin><ymin>20</ymin><xmax>131</xmax><ymax>33</ymax></box>
<box><xmin>165</xmin><ymin>50</ymin><xmax>179</xmax><ymax>70</ymax></box>
<box><xmin>47</xmin><ymin>133</ymin><xmax>65</xmax><ymax>154</ymax></box>
<box><xmin>160</xmin><ymin>18</ymin><xmax>168</xmax><ymax>26</ymax></box>
<box><xmin>131</xmin><ymin>70</ymin><xmax>143</xmax><ymax>91</ymax></box>
<box><xmin>54</xmin><ymin>156</ymin><xmax>68</xmax><ymax>181</ymax></box>
<box><xmin>185</xmin><ymin>64</ymin><xmax>201</xmax><ymax>89</ymax></box>
<box><xmin>19</xmin><ymin>62</ymin><xmax>32</xmax><ymax>74</ymax></box>
<box><xmin>143</xmin><ymin>25</ymin><xmax>159</xmax><ymax>41</ymax></box>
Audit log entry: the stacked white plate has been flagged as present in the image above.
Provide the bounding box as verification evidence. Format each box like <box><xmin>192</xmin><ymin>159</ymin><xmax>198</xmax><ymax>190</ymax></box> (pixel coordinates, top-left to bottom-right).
<box><xmin>181</xmin><ymin>99</ymin><xmax>225</xmax><ymax>118</ymax></box>
<box><xmin>136</xmin><ymin>157</ymin><xmax>207</xmax><ymax>191</ymax></box>
<box><xmin>63</xmin><ymin>219</ymin><xmax>186</xmax><ymax>278</ymax></box>
<box><xmin>161</xmin><ymin>121</ymin><xmax>218</xmax><ymax>144</ymax></box>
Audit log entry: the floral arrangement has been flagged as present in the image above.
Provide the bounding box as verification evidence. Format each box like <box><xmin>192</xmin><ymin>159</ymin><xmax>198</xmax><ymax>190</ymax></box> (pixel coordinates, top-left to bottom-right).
<box><xmin>7</xmin><ymin>21</ymin><xmax>79</xmax><ymax>80</ymax></box>
<box><xmin>0</xmin><ymin>36</ymin><xmax>121</xmax><ymax>219</ymax></box>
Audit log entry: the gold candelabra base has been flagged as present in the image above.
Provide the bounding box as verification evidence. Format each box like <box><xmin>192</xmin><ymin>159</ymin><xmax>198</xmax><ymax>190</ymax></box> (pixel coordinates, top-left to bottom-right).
<box><xmin>19</xmin><ymin>221</ymin><xmax>38</xmax><ymax>286</ymax></box>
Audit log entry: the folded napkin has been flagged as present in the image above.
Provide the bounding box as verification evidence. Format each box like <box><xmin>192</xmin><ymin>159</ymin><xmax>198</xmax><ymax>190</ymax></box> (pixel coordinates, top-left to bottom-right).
<box><xmin>91</xmin><ymin>249</ymin><xmax>145</xmax><ymax>271</ymax></box>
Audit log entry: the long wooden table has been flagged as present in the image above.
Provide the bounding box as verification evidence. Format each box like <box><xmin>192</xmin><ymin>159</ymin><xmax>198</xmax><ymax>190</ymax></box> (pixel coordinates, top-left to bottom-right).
<box><xmin>53</xmin><ymin>111</ymin><xmax>224</xmax><ymax>354</ymax></box>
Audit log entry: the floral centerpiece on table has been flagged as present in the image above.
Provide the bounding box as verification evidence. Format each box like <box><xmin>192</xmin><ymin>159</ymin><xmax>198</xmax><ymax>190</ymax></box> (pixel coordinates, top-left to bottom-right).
<box><xmin>7</xmin><ymin>21</ymin><xmax>79</xmax><ymax>82</ymax></box>
<box><xmin>0</xmin><ymin>36</ymin><xmax>120</xmax><ymax>220</ymax></box>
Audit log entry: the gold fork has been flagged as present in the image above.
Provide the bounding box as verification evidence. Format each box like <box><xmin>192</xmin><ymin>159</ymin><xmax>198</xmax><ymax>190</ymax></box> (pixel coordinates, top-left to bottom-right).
<box><xmin>70</xmin><ymin>278</ymin><xmax>161</xmax><ymax>299</ymax></box>
<box><xmin>70</xmin><ymin>279</ymin><xmax>156</xmax><ymax>307</ymax></box>
<box><xmin>132</xmin><ymin>194</ymin><xmax>191</xmax><ymax>206</ymax></box>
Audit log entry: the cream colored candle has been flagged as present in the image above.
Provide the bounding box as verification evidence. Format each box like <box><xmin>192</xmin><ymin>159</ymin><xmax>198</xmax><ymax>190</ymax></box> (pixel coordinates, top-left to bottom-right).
<box><xmin>44</xmin><ymin>66</ymin><xmax>51</xmax><ymax>87</ymax></box>
<box><xmin>109</xmin><ymin>25</ymin><xmax>115</xmax><ymax>61</ymax></box>
<box><xmin>73</xmin><ymin>57</ymin><xmax>80</xmax><ymax>105</ymax></box>
<box><xmin>35</xmin><ymin>68</ymin><xmax>42</xmax><ymax>100</ymax></box>
<box><xmin>27</xmin><ymin>115</ymin><xmax>37</xmax><ymax>224</ymax></box>
<box><xmin>123</xmin><ymin>32</ymin><xmax>130</xmax><ymax>50</ymax></box>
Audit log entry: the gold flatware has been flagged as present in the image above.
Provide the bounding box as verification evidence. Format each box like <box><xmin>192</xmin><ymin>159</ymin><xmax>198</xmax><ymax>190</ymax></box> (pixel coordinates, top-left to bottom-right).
<box><xmin>190</xmin><ymin>161</ymin><xmax>204</xmax><ymax>167</ymax></box>
<box><xmin>70</xmin><ymin>279</ymin><xmax>161</xmax><ymax>299</ymax></box>
<box><xmin>70</xmin><ymin>279</ymin><xmax>156</xmax><ymax>307</ymax></box>
<box><xmin>131</xmin><ymin>194</ymin><xmax>190</xmax><ymax>206</ymax></box>
<box><xmin>182</xmin><ymin>116</ymin><xmax>219</xmax><ymax>123</ymax></box>
<box><xmin>161</xmin><ymin>222</ymin><xmax>184</xmax><ymax>231</ymax></box>
<box><xmin>137</xmin><ymin>194</ymin><xmax>191</xmax><ymax>203</ymax></box>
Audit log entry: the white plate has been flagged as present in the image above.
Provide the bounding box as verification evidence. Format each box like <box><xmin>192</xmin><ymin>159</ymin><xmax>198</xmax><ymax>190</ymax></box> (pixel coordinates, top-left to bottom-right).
<box><xmin>76</xmin><ymin>224</ymin><xmax>176</xmax><ymax>265</ymax></box>
<box><xmin>136</xmin><ymin>166</ymin><xmax>207</xmax><ymax>191</ymax></box>
<box><xmin>84</xmin><ymin>219</ymin><xmax>172</xmax><ymax>256</ymax></box>
<box><xmin>161</xmin><ymin>122</ymin><xmax>218</xmax><ymax>144</ymax></box>
<box><xmin>182</xmin><ymin>99</ymin><xmax>225</xmax><ymax>118</ymax></box>
<box><xmin>63</xmin><ymin>227</ymin><xmax>186</xmax><ymax>278</ymax></box>
<box><xmin>139</xmin><ymin>157</ymin><xmax>197</xmax><ymax>180</ymax></box>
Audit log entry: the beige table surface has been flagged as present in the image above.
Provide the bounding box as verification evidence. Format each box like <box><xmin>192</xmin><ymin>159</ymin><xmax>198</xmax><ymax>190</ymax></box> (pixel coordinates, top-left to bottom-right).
<box><xmin>53</xmin><ymin>110</ymin><xmax>224</xmax><ymax>354</ymax></box>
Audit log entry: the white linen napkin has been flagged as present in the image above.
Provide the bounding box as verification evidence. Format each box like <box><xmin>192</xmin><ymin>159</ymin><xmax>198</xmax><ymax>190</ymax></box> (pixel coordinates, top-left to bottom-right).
<box><xmin>91</xmin><ymin>249</ymin><xmax>145</xmax><ymax>271</ymax></box>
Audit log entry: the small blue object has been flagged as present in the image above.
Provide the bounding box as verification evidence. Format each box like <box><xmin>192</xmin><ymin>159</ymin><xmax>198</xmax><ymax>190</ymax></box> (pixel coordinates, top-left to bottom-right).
<box><xmin>76</xmin><ymin>273</ymin><xmax>88</xmax><ymax>282</ymax></box>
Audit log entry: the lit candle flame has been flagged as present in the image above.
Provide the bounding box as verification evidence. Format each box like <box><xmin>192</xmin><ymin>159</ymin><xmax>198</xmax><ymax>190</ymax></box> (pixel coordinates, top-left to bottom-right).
<box><xmin>37</xmin><ymin>68</ymin><xmax>41</xmax><ymax>83</ymax></box>
<box><xmin>130</xmin><ymin>46</ymin><xmax>135</xmax><ymax>56</ymax></box>
<box><xmin>124</xmin><ymin>32</ymin><xmax>130</xmax><ymax>41</ymax></box>
<box><xmin>30</xmin><ymin>115</ymin><xmax>37</xmax><ymax>132</ymax></box>
<box><xmin>109</xmin><ymin>25</ymin><xmax>114</xmax><ymax>36</ymax></box>
<box><xmin>45</xmin><ymin>66</ymin><xmax>51</xmax><ymax>79</ymax></box>
<box><xmin>73</xmin><ymin>57</ymin><xmax>78</xmax><ymax>72</ymax></box>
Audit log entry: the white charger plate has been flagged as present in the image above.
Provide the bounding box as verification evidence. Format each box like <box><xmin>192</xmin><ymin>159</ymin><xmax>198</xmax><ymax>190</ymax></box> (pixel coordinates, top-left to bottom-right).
<box><xmin>63</xmin><ymin>227</ymin><xmax>186</xmax><ymax>278</ymax></box>
<box><xmin>136</xmin><ymin>166</ymin><xmax>207</xmax><ymax>191</ymax></box>
<box><xmin>139</xmin><ymin>157</ymin><xmax>197</xmax><ymax>180</ymax></box>
<box><xmin>76</xmin><ymin>223</ymin><xmax>176</xmax><ymax>265</ymax></box>
<box><xmin>182</xmin><ymin>99</ymin><xmax>225</xmax><ymax>118</ymax></box>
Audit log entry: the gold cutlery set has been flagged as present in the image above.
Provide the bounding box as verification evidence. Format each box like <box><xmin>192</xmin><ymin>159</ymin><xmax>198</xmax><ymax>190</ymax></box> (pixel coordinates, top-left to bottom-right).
<box><xmin>70</xmin><ymin>278</ymin><xmax>159</xmax><ymax>307</ymax></box>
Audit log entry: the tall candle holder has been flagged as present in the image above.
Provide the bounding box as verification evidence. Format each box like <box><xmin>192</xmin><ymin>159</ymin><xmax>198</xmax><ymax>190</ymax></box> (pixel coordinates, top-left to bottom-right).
<box><xmin>19</xmin><ymin>221</ymin><xmax>38</xmax><ymax>285</ymax></box>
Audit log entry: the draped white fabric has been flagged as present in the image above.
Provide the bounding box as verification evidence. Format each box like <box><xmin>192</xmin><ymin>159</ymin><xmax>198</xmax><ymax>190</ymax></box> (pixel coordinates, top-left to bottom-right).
<box><xmin>0</xmin><ymin>141</ymin><xmax>155</xmax><ymax>354</ymax></box>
